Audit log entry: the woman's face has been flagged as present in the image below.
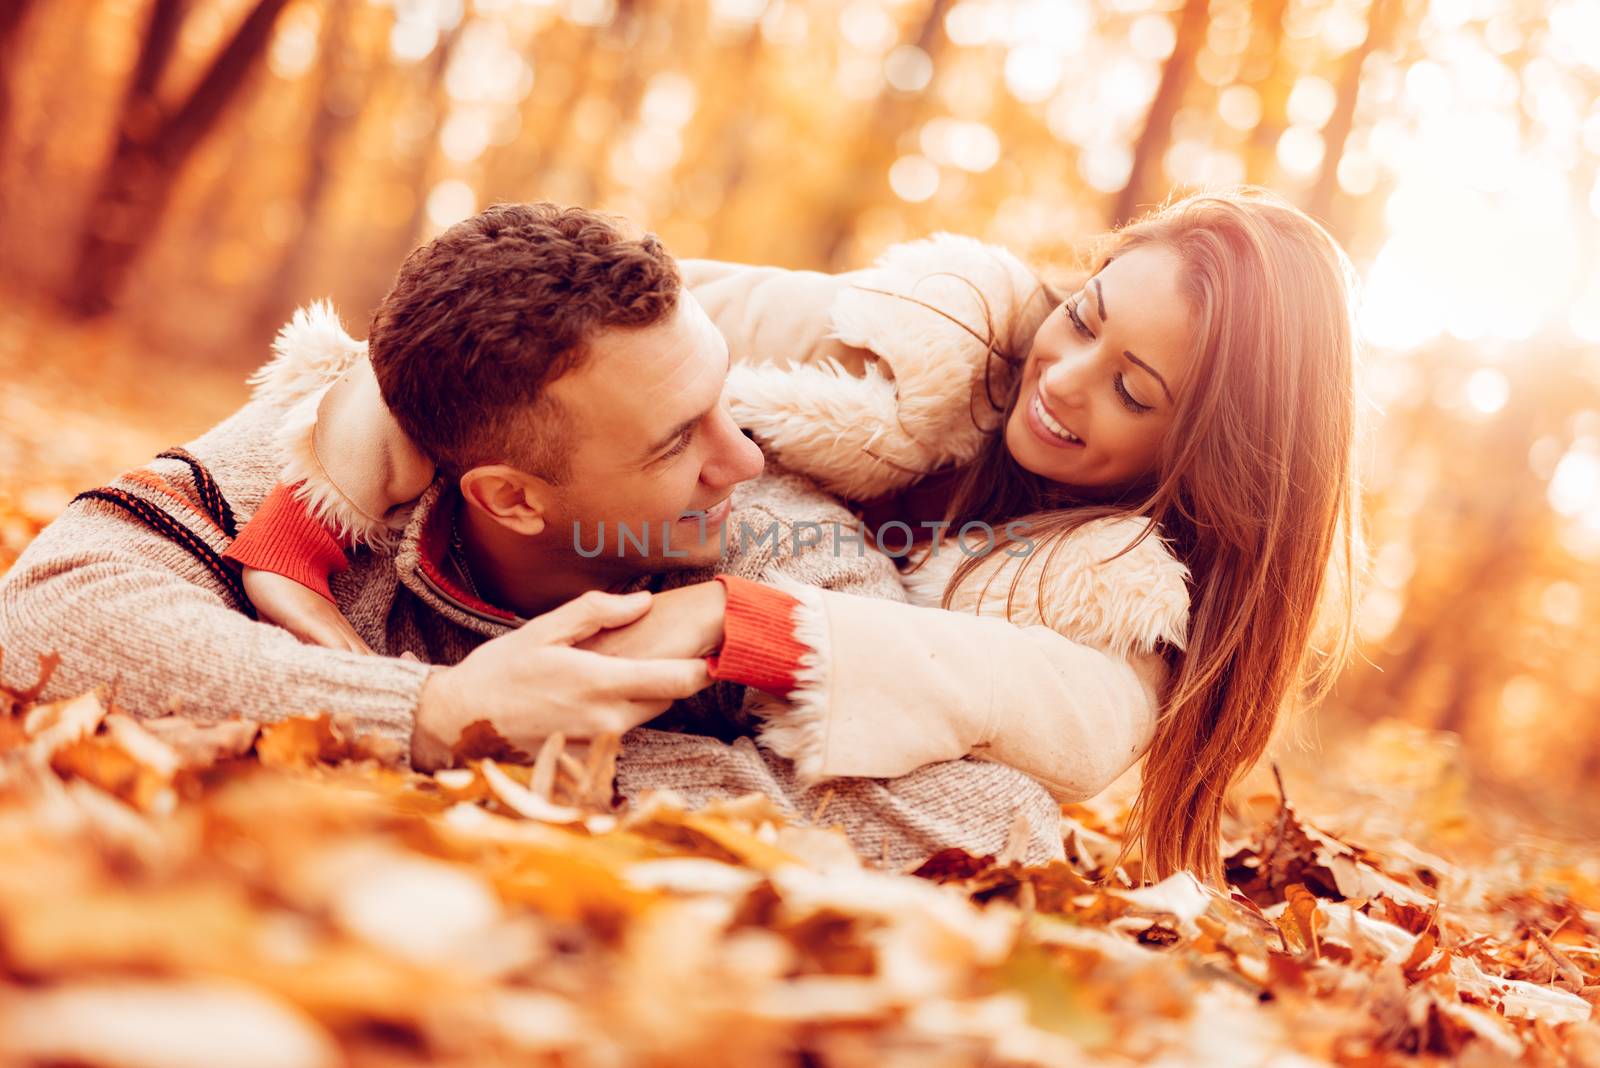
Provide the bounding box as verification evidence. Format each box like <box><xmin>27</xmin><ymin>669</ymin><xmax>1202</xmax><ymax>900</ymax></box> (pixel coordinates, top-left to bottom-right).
<box><xmin>1004</xmin><ymin>244</ymin><xmax>1194</xmax><ymax>492</ymax></box>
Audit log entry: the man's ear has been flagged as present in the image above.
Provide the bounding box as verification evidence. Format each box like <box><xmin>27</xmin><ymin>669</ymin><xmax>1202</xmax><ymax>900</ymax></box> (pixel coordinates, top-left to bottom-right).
<box><xmin>457</xmin><ymin>464</ymin><xmax>553</xmax><ymax>537</ymax></box>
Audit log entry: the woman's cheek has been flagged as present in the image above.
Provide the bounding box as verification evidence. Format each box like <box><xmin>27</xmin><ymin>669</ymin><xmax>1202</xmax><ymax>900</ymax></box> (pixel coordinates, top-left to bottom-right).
<box><xmin>1121</xmin><ymin>420</ymin><xmax>1167</xmax><ymax>479</ymax></box>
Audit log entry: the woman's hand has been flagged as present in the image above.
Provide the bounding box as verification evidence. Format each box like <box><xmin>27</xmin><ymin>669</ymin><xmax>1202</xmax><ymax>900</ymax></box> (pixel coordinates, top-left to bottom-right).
<box><xmin>241</xmin><ymin>567</ymin><xmax>373</xmax><ymax>654</ymax></box>
<box><xmin>575</xmin><ymin>581</ymin><xmax>727</xmax><ymax>661</ymax></box>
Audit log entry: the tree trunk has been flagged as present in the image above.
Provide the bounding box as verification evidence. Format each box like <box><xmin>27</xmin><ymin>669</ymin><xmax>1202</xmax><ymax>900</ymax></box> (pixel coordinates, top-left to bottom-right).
<box><xmin>397</xmin><ymin>22</ymin><xmax>465</xmax><ymax>250</ymax></box>
<box><xmin>345</xmin><ymin>20</ymin><xmax>465</xmax><ymax>317</ymax></box>
<box><xmin>252</xmin><ymin>0</ymin><xmax>358</xmax><ymax>338</ymax></box>
<box><xmin>572</xmin><ymin>0</ymin><xmax>649</xmax><ymax>206</ymax></box>
<box><xmin>64</xmin><ymin>0</ymin><xmax>292</xmax><ymax>318</ymax></box>
<box><xmin>0</xmin><ymin>0</ymin><xmax>42</xmax><ymax>229</ymax></box>
<box><xmin>513</xmin><ymin>24</ymin><xmax>603</xmax><ymax>197</ymax></box>
<box><xmin>1111</xmin><ymin>0</ymin><xmax>1209</xmax><ymax>226</ymax></box>
<box><xmin>817</xmin><ymin>0</ymin><xmax>956</xmax><ymax>267</ymax></box>
<box><xmin>0</xmin><ymin>0</ymin><xmax>41</xmax><ymax>156</ymax></box>
<box><xmin>1306</xmin><ymin>0</ymin><xmax>1393</xmax><ymax>229</ymax></box>
<box><xmin>1236</xmin><ymin>0</ymin><xmax>1289</xmax><ymax>185</ymax></box>
<box><xmin>706</xmin><ymin>26</ymin><xmax>765</xmax><ymax>251</ymax></box>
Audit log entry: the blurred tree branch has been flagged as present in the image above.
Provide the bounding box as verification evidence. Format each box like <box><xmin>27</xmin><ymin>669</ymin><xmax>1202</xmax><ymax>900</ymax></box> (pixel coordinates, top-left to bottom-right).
<box><xmin>253</xmin><ymin>0</ymin><xmax>360</xmax><ymax>338</ymax></box>
<box><xmin>1308</xmin><ymin>0</ymin><xmax>1401</xmax><ymax>233</ymax></box>
<box><xmin>64</xmin><ymin>0</ymin><xmax>291</xmax><ymax>318</ymax></box>
<box><xmin>0</xmin><ymin>0</ymin><xmax>40</xmax><ymax>160</ymax></box>
<box><xmin>819</xmin><ymin>0</ymin><xmax>955</xmax><ymax>267</ymax></box>
<box><xmin>1114</xmin><ymin>0</ymin><xmax>1209</xmax><ymax>226</ymax></box>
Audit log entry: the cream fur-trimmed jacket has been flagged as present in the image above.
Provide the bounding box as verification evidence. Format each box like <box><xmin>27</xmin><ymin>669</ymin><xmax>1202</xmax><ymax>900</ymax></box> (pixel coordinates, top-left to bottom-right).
<box><xmin>250</xmin><ymin>234</ymin><xmax>1191</xmax><ymax>802</ymax></box>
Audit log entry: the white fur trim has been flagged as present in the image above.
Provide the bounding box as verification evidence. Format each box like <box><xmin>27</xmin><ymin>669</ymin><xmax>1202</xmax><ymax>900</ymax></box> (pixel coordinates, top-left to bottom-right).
<box><xmin>275</xmin><ymin>388</ymin><xmax>403</xmax><ymax>549</ymax></box>
<box><xmin>723</xmin><ymin>234</ymin><xmax>1050</xmax><ymax>500</ymax></box>
<box><xmin>725</xmin><ymin>360</ymin><xmax>917</xmax><ymax>502</ymax></box>
<box><xmin>247</xmin><ymin>299</ymin><xmax>367</xmax><ymax>408</ymax></box>
<box><xmin>823</xmin><ymin>233</ymin><xmax>1050</xmax><ymax>480</ymax></box>
<box><xmin>251</xmin><ymin>301</ymin><xmax>403</xmax><ymax>548</ymax></box>
<box><xmin>747</xmin><ymin>575</ymin><xmax>833</xmax><ymax>784</ymax></box>
<box><xmin>910</xmin><ymin>516</ymin><xmax>1190</xmax><ymax>659</ymax></box>
<box><xmin>897</xmin><ymin>543</ymin><xmax>953</xmax><ymax>608</ymax></box>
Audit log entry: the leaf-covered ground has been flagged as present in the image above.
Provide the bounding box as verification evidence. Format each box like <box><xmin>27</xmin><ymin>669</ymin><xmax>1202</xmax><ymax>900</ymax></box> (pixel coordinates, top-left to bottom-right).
<box><xmin>2</xmin><ymin>676</ymin><xmax>1598</xmax><ymax>1067</ymax></box>
<box><xmin>2</xmin><ymin>307</ymin><xmax>1598</xmax><ymax>1067</ymax></box>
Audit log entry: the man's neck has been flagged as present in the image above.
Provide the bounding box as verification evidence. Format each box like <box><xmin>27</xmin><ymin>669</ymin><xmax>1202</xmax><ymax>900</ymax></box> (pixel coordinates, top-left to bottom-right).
<box><xmin>454</xmin><ymin>497</ymin><xmax>641</xmax><ymax>619</ymax></box>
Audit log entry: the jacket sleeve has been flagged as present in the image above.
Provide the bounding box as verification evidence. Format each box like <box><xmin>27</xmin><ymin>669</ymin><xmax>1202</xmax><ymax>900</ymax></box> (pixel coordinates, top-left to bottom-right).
<box><xmin>705</xmin><ymin>574</ymin><xmax>809</xmax><ymax>697</ymax></box>
<box><xmin>684</xmin><ymin>236</ymin><xmax>1055</xmax><ymax>502</ymax></box>
<box><xmin>749</xmin><ymin>517</ymin><xmax>1191</xmax><ymax>803</ymax></box>
<box><xmin>754</xmin><ymin>588</ymin><xmax>1170</xmax><ymax>803</ymax></box>
<box><xmin>248</xmin><ymin>302</ymin><xmax>435</xmax><ymax>551</ymax></box>
<box><xmin>0</xmin><ymin>493</ymin><xmax>435</xmax><ymax>752</ymax></box>
<box><xmin>679</xmin><ymin>258</ymin><xmax>881</xmax><ymax>376</ymax></box>
<box><xmin>284</xmin><ymin>356</ymin><xmax>434</xmax><ymax>548</ymax></box>
<box><xmin>221</xmin><ymin>481</ymin><xmax>350</xmax><ymax>601</ymax></box>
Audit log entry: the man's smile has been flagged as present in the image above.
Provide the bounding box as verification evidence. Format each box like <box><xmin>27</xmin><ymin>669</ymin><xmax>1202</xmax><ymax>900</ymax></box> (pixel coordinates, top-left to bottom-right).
<box><xmin>679</xmin><ymin>494</ymin><xmax>733</xmax><ymax>526</ymax></box>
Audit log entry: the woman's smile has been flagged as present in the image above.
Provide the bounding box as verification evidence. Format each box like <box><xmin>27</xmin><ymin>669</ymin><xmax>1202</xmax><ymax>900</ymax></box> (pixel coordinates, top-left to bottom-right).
<box><xmin>1025</xmin><ymin>389</ymin><xmax>1086</xmax><ymax>449</ymax></box>
<box><xmin>1003</xmin><ymin>245</ymin><xmax>1191</xmax><ymax>489</ymax></box>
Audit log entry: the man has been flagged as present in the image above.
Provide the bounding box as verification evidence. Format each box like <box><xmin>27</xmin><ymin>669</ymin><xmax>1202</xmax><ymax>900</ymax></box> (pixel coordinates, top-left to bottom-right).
<box><xmin>0</xmin><ymin>203</ymin><xmax>1062</xmax><ymax>866</ymax></box>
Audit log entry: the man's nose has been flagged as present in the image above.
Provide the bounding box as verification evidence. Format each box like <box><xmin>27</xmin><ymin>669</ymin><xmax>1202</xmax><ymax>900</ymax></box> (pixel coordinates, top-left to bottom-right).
<box><xmin>703</xmin><ymin>420</ymin><xmax>765</xmax><ymax>490</ymax></box>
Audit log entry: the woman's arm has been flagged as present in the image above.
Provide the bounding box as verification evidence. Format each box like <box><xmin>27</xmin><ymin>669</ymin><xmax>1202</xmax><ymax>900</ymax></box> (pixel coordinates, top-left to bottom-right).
<box><xmin>714</xmin><ymin>517</ymin><xmax>1190</xmax><ymax>801</ymax></box>
<box><xmin>610</xmin><ymin>571</ymin><xmax>1168</xmax><ymax>801</ymax></box>
<box><xmin>235</xmin><ymin>238</ymin><xmax>1047</xmax><ymax>644</ymax></box>
<box><xmin>222</xmin><ymin>481</ymin><xmax>375</xmax><ymax>652</ymax></box>
<box><xmin>751</xmin><ymin>586</ymin><xmax>1168</xmax><ymax>802</ymax></box>
<box><xmin>246</xmin><ymin>264</ymin><xmax>869</xmax><ymax>560</ymax></box>
<box><xmin>680</xmin><ymin>258</ymin><xmax>879</xmax><ymax>375</ymax></box>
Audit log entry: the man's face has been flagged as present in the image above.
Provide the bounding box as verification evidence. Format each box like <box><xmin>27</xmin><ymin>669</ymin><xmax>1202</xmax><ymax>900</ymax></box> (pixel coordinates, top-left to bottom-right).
<box><xmin>537</xmin><ymin>293</ymin><xmax>766</xmax><ymax>570</ymax></box>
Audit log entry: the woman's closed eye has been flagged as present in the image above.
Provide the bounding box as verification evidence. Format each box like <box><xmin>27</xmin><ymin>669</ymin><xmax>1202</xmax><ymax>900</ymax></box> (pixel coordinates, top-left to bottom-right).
<box><xmin>1061</xmin><ymin>293</ymin><xmax>1156</xmax><ymax>414</ymax></box>
<box><xmin>1064</xmin><ymin>296</ymin><xmax>1094</xmax><ymax>340</ymax></box>
<box><xmin>1114</xmin><ymin>373</ymin><xmax>1154</xmax><ymax>413</ymax></box>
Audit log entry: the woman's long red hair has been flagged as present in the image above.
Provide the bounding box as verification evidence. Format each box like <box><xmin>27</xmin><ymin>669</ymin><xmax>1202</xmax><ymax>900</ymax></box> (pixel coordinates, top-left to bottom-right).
<box><xmin>932</xmin><ymin>187</ymin><xmax>1364</xmax><ymax>887</ymax></box>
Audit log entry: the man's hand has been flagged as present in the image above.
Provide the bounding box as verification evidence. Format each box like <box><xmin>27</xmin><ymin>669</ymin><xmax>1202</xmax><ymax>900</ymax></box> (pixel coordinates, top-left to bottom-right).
<box><xmin>242</xmin><ymin>567</ymin><xmax>373</xmax><ymax>654</ymax></box>
<box><xmin>575</xmin><ymin>581</ymin><xmax>727</xmax><ymax>661</ymax></box>
<box><xmin>411</xmin><ymin>590</ymin><xmax>711</xmax><ymax>771</ymax></box>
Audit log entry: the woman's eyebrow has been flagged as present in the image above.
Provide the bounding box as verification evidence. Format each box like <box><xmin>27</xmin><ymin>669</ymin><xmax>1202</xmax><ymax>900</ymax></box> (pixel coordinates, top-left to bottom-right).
<box><xmin>1123</xmin><ymin>350</ymin><xmax>1173</xmax><ymax>401</ymax></box>
<box><xmin>1092</xmin><ymin>279</ymin><xmax>1171</xmax><ymax>400</ymax></box>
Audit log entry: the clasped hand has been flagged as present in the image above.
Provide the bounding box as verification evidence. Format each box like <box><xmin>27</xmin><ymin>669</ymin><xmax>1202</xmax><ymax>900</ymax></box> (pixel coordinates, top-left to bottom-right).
<box><xmin>242</xmin><ymin>567</ymin><xmax>728</xmax><ymax>770</ymax></box>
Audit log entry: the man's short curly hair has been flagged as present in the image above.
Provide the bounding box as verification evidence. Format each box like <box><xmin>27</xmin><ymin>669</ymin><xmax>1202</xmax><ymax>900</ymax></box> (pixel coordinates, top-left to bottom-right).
<box><xmin>368</xmin><ymin>202</ymin><xmax>681</xmax><ymax>482</ymax></box>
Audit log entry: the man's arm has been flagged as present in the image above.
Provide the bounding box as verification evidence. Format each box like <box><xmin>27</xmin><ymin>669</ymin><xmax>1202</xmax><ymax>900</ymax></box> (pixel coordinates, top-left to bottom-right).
<box><xmin>0</xmin><ymin>496</ymin><xmax>711</xmax><ymax>770</ymax></box>
<box><xmin>0</xmin><ymin>495</ymin><xmax>433</xmax><ymax>746</ymax></box>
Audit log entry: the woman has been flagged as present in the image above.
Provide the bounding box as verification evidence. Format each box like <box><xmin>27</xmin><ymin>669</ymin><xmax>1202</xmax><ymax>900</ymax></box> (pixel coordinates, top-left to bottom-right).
<box><xmin>232</xmin><ymin>187</ymin><xmax>1363</xmax><ymax>887</ymax></box>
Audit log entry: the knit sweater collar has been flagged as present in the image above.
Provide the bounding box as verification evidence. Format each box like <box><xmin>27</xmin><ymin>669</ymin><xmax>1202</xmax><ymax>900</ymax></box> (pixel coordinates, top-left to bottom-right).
<box><xmin>393</xmin><ymin>479</ymin><xmax>657</xmax><ymax>638</ymax></box>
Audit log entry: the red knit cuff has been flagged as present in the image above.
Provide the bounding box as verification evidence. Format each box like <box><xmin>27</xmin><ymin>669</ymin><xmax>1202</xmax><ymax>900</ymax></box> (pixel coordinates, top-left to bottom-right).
<box><xmin>223</xmin><ymin>482</ymin><xmax>349</xmax><ymax>604</ymax></box>
<box><xmin>704</xmin><ymin>575</ymin><xmax>812</xmax><ymax>698</ymax></box>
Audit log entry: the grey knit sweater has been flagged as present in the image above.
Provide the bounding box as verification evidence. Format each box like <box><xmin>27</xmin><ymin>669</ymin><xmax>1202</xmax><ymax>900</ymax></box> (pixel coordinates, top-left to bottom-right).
<box><xmin>0</xmin><ymin>395</ymin><xmax>1065</xmax><ymax>868</ymax></box>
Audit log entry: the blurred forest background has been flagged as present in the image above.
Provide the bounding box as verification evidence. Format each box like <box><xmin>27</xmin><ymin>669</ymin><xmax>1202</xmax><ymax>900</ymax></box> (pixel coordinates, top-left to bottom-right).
<box><xmin>0</xmin><ymin>0</ymin><xmax>1597</xmax><ymax>832</ymax></box>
